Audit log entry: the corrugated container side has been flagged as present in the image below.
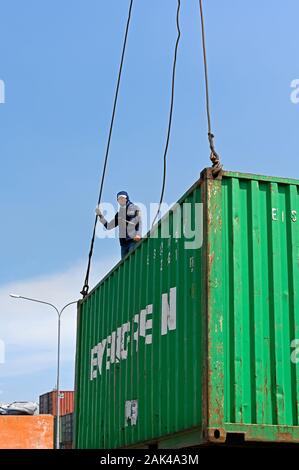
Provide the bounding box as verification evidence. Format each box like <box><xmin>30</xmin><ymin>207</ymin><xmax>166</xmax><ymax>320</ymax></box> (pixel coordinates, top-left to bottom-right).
<box><xmin>75</xmin><ymin>181</ymin><xmax>203</xmax><ymax>448</ymax></box>
<box><xmin>219</xmin><ymin>174</ymin><xmax>299</xmax><ymax>438</ymax></box>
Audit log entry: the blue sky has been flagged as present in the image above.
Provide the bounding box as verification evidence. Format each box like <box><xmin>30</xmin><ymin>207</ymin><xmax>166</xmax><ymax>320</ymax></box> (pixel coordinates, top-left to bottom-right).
<box><xmin>0</xmin><ymin>0</ymin><xmax>298</xmax><ymax>403</ymax></box>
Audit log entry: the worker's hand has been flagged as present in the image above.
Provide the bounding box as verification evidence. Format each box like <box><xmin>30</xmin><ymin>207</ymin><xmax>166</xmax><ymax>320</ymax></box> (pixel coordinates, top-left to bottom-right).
<box><xmin>95</xmin><ymin>207</ymin><xmax>103</xmax><ymax>218</ymax></box>
<box><xmin>134</xmin><ymin>235</ymin><xmax>141</xmax><ymax>242</ymax></box>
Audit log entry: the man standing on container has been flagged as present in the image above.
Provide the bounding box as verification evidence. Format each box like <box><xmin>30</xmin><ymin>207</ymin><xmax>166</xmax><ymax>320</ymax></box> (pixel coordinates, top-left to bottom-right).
<box><xmin>95</xmin><ymin>191</ymin><xmax>142</xmax><ymax>259</ymax></box>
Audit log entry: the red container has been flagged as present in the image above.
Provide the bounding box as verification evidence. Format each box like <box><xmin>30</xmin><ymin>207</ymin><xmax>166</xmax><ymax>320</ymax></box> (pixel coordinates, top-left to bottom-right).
<box><xmin>39</xmin><ymin>391</ymin><xmax>74</xmax><ymax>416</ymax></box>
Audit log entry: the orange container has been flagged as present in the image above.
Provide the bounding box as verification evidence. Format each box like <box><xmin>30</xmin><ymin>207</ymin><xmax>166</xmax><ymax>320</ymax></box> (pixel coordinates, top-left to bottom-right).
<box><xmin>0</xmin><ymin>415</ymin><xmax>54</xmax><ymax>449</ymax></box>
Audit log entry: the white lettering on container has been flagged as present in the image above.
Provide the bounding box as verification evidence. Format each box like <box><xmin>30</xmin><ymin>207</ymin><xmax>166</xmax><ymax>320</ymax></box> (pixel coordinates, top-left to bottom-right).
<box><xmin>121</xmin><ymin>322</ymin><xmax>130</xmax><ymax>360</ymax></box>
<box><xmin>90</xmin><ymin>346</ymin><xmax>98</xmax><ymax>380</ymax></box>
<box><xmin>291</xmin><ymin>210</ymin><xmax>297</xmax><ymax>222</ymax></box>
<box><xmin>161</xmin><ymin>287</ymin><xmax>177</xmax><ymax>336</ymax></box>
<box><xmin>140</xmin><ymin>304</ymin><xmax>153</xmax><ymax>345</ymax></box>
<box><xmin>110</xmin><ymin>331</ymin><xmax>116</xmax><ymax>364</ymax></box>
<box><xmin>133</xmin><ymin>314</ymin><xmax>139</xmax><ymax>352</ymax></box>
<box><xmin>272</xmin><ymin>208</ymin><xmax>297</xmax><ymax>222</ymax></box>
<box><xmin>89</xmin><ymin>288</ymin><xmax>177</xmax><ymax>380</ymax></box>
<box><xmin>97</xmin><ymin>339</ymin><xmax>107</xmax><ymax>376</ymax></box>
<box><xmin>291</xmin><ymin>339</ymin><xmax>299</xmax><ymax>364</ymax></box>
<box><xmin>106</xmin><ymin>335</ymin><xmax>111</xmax><ymax>370</ymax></box>
<box><xmin>272</xmin><ymin>208</ymin><xmax>278</xmax><ymax>221</ymax></box>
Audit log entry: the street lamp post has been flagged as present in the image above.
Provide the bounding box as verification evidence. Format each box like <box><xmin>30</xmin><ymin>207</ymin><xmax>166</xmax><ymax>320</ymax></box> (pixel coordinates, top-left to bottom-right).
<box><xmin>10</xmin><ymin>294</ymin><xmax>78</xmax><ymax>449</ymax></box>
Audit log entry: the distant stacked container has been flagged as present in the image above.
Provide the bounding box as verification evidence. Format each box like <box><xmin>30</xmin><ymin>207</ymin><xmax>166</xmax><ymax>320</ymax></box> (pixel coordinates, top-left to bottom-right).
<box><xmin>39</xmin><ymin>390</ymin><xmax>74</xmax><ymax>448</ymax></box>
<box><xmin>39</xmin><ymin>391</ymin><xmax>74</xmax><ymax>416</ymax></box>
<box><xmin>60</xmin><ymin>413</ymin><xmax>73</xmax><ymax>449</ymax></box>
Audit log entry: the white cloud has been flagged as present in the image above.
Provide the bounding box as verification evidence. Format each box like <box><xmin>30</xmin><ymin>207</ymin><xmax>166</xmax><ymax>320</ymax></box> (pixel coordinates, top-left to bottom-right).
<box><xmin>0</xmin><ymin>255</ymin><xmax>117</xmax><ymax>380</ymax></box>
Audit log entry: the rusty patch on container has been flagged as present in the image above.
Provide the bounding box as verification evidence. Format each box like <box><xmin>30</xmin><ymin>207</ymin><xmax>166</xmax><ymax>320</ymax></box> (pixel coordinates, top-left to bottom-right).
<box><xmin>207</xmin><ymin>427</ymin><xmax>226</xmax><ymax>443</ymax></box>
<box><xmin>209</xmin><ymin>252</ymin><xmax>215</xmax><ymax>265</ymax></box>
<box><xmin>276</xmin><ymin>432</ymin><xmax>294</xmax><ymax>442</ymax></box>
<box><xmin>201</xmin><ymin>167</ymin><xmax>223</xmax><ymax>181</ymax></box>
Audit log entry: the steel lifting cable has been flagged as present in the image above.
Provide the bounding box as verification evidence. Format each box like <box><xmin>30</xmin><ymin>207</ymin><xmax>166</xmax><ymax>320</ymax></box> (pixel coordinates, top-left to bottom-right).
<box><xmin>81</xmin><ymin>0</ymin><xmax>134</xmax><ymax>298</ymax></box>
<box><xmin>151</xmin><ymin>0</ymin><xmax>181</xmax><ymax>229</ymax></box>
<box><xmin>199</xmin><ymin>0</ymin><xmax>222</xmax><ymax>175</ymax></box>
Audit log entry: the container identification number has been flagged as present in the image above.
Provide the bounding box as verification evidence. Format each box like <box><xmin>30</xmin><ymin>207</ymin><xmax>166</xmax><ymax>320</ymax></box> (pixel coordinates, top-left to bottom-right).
<box><xmin>272</xmin><ymin>208</ymin><xmax>297</xmax><ymax>222</ymax></box>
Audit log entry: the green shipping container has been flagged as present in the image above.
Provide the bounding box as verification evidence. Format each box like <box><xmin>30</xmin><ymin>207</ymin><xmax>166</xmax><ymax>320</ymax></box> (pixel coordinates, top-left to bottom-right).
<box><xmin>74</xmin><ymin>168</ymin><xmax>299</xmax><ymax>448</ymax></box>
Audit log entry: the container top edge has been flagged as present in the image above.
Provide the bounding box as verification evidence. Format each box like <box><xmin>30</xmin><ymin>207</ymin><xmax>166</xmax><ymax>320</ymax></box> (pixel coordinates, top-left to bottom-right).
<box><xmin>81</xmin><ymin>167</ymin><xmax>299</xmax><ymax>303</ymax></box>
<box><xmin>223</xmin><ymin>170</ymin><xmax>299</xmax><ymax>185</ymax></box>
